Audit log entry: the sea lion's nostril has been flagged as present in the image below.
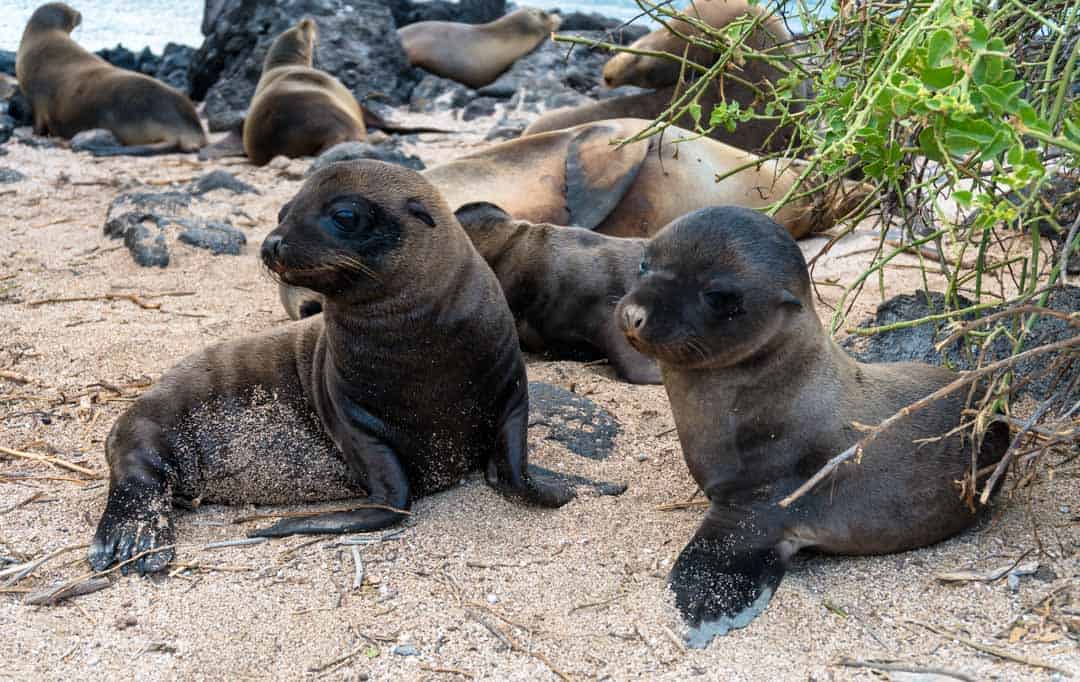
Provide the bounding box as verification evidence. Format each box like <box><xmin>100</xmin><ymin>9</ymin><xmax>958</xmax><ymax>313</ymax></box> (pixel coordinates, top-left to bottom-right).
<box><xmin>261</xmin><ymin>234</ymin><xmax>284</xmax><ymax>263</ymax></box>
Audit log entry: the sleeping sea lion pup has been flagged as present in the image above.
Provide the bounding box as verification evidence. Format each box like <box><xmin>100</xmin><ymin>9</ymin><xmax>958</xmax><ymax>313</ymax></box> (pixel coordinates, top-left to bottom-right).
<box><xmin>243</xmin><ymin>18</ymin><xmax>366</xmax><ymax>166</ymax></box>
<box><xmin>616</xmin><ymin>207</ymin><xmax>1008</xmax><ymax>646</ymax></box>
<box><xmin>456</xmin><ymin>202</ymin><xmax>660</xmax><ymax>384</ymax></box>
<box><xmin>16</xmin><ymin>2</ymin><xmax>206</xmax><ymax>155</ymax></box>
<box><xmin>398</xmin><ymin>8</ymin><xmax>562</xmax><ymax>89</ymax></box>
<box><xmin>88</xmin><ymin>160</ymin><xmax>574</xmax><ymax>575</ymax></box>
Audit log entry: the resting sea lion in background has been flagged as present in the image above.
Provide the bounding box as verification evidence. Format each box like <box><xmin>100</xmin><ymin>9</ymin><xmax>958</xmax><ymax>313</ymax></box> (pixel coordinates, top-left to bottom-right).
<box><xmin>16</xmin><ymin>2</ymin><xmax>206</xmax><ymax>155</ymax></box>
<box><xmin>425</xmin><ymin>118</ymin><xmax>868</xmax><ymax>239</ymax></box>
<box><xmin>616</xmin><ymin>207</ymin><xmax>1008</xmax><ymax>647</ymax></box>
<box><xmin>89</xmin><ymin>160</ymin><xmax>575</xmax><ymax>575</ymax></box>
<box><xmin>398</xmin><ymin>8</ymin><xmax>562</xmax><ymax>89</ymax></box>
<box><xmin>243</xmin><ymin>18</ymin><xmax>368</xmax><ymax>166</ymax></box>
<box><xmin>525</xmin><ymin>0</ymin><xmax>802</xmax><ymax>153</ymax></box>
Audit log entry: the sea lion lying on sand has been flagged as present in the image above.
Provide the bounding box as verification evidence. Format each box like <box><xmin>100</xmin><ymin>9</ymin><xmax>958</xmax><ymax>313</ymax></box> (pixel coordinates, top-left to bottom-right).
<box><xmin>16</xmin><ymin>2</ymin><xmax>206</xmax><ymax>156</ymax></box>
<box><xmin>425</xmin><ymin>118</ymin><xmax>867</xmax><ymax>239</ymax></box>
<box><xmin>616</xmin><ymin>206</ymin><xmax>1008</xmax><ymax>646</ymax></box>
<box><xmin>89</xmin><ymin>160</ymin><xmax>575</xmax><ymax>575</ymax></box>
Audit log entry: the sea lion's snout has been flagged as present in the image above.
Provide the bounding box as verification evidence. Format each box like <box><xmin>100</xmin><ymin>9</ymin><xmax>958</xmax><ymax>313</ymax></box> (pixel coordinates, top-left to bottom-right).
<box><xmin>620</xmin><ymin>303</ymin><xmax>648</xmax><ymax>339</ymax></box>
<box><xmin>260</xmin><ymin>233</ymin><xmax>287</xmax><ymax>273</ymax></box>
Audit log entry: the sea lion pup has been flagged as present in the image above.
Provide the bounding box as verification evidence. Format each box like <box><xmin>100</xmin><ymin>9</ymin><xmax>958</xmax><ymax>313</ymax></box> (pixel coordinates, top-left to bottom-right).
<box><xmin>15</xmin><ymin>2</ymin><xmax>206</xmax><ymax>155</ymax></box>
<box><xmin>425</xmin><ymin>118</ymin><xmax>867</xmax><ymax>239</ymax></box>
<box><xmin>457</xmin><ymin>202</ymin><xmax>660</xmax><ymax>384</ymax></box>
<box><xmin>275</xmin><ymin>203</ymin><xmax>660</xmax><ymax>384</ymax></box>
<box><xmin>398</xmin><ymin>8</ymin><xmax>562</xmax><ymax>89</ymax></box>
<box><xmin>244</xmin><ymin>18</ymin><xmax>367</xmax><ymax>166</ymax></box>
<box><xmin>524</xmin><ymin>0</ymin><xmax>801</xmax><ymax>153</ymax></box>
<box><xmin>88</xmin><ymin>160</ymin><xmax>574</xmax><ymax>575</ymax></box>
<box><xmin>616</xmin><ymin>207</ymin><xmax>1008</xmax><ymax>646</ymax></box>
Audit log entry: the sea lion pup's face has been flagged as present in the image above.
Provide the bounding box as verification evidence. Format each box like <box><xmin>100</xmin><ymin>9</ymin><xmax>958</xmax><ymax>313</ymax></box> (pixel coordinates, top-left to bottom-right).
<box><xmin>26</xmin><ymin>2</ymin><xmax>82</xmax><ymax>34</ymax></box>
<box><xmin>616</xmin><ymin>206</ymin><xmax>810</xmax><ymax>369</ymax></box>
<box><xmin>265</xmin><ymin>17</ymin><xmax>317</xmax><ymax>69</ymax></box>
<box><xmin>261</xmin><ymin>160</ymin><xmax>451</xmax><ymax>300</ymax></box>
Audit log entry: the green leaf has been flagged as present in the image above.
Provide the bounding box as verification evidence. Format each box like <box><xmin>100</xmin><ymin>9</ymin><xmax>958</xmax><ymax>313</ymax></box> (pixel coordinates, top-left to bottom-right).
<box><xmin>918</xmin><ymin>127</ymin><xmax>944</xmax><ymax>162</ymax></box>
<box><xmin>689</xmin><ymin>102</ymin><xmax>702</xmax><ymax>127</ymax></box>
<box><xmin>927</xmin><ymin>29</ymin><xmax>955</xmax><ymax>68</ymax></box>
<box><xmin>953</xmin><ymin>190</ymin><xmax>973</xmax><ymax>207</ymax></box>
<box><xmin>922</xmin><ymin>66</ymin><xmax>958</xmax><ymax>90</ymax></box>
<box><xmin>968</xmin><ymin>19</ymin><xmax>989</xmax><ymax>51</ymax></box>
<box><xmin>943</xmin><ymin>118</ymin><xmax>997</xmax><ymax>156</ymax></box>
<box><xmin>979</xmin><ymin>130</ymin><xmax>1013</xmax><ymax>162</ymax></box>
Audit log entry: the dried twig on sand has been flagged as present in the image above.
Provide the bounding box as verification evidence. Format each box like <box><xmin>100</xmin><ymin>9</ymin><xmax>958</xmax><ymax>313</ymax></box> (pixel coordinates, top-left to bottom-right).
<box><xmin>28</xmin><ymin>291</ymin><xmax>195</xmax><ymax>310</ymax></box>
<box><xmin>909</xmin><ymin>620</ymin><xmax>1073</xmax><ymax>675</ymax></box>
<box><xmin>0</xmin><ymin>445</ymin><xmax>100</xmax><ymax>478</ymax></box>
<box><xmin>837</xmin><ymin>658</ymin><xmax>976</xmax><ymax>681</ymax></box>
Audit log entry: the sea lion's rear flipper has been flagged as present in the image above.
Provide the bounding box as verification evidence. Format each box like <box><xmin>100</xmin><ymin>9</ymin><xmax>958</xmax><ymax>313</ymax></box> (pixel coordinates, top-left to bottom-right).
<box><xmin>528</xmin><ymin>464</ymin><xmax>627</xmax><ymax>497</ymax></box>
<box><xmin>199</xmin><ymin>128</ymin><xmax>247</xmax><ymax>161</ymax></box>
<box><xmin>564</xmin><ymin>122</ymin><xmax>649</xmax><ymax>230</ymax></box>
<box><xmin>362</xmin><ymin>107</ymin><xmax>453</xmax><ymax>135</ymax></box>
<box><xmin>250</xmin><ymin>406</ymin><xmax>411</xmax><ymax>537</ymax></box>
<box><xmin>86</xmin><ymin>141</ymin><xmax>188</xmax><ymax>158</ymax></box>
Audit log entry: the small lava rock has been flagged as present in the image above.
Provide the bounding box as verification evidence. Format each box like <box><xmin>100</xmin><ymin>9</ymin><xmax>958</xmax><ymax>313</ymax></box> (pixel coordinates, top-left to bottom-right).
<box><xmin>0</xmin><ymin>166</ymin><xmax>25</xmax><ymax>183</ymax></box>
<box><xmin>392</xmin><ymin>644</ymin><xmax>420</xmax><ymax>657</ymax></box>
<box><xmin>177</xmin><ymin>222</ymin><xmax>247</xmax><ymax>255</ymax></box>
<box><xmin>188</xmin><ymin>170</ymin><xmax>258</xmax><ymax>196</ymax></box>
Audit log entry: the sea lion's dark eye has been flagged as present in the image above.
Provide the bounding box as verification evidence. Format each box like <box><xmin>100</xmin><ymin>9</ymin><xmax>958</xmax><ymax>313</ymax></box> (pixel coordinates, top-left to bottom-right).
<box><xmin>332</xmin><ymin>208</ymin><xmax>357</xmax><ymax>231</ymax></box>
<box><xmin>638</xmin><ymin>259</ymin><xmax>649</xmax><ymax>276</ymax></box>
<box><xmin>702</xmin><ymin>289</ymin><xmax>744</xmax><ymax>319</ymax></box>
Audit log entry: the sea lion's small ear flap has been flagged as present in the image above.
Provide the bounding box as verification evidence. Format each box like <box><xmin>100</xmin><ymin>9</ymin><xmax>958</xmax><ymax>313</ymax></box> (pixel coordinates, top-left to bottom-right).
<box><xmin>454</xmin><ymin>202</ymin><xmax>511</xmax><ymax>229</ymax></box>
<box><xmin>406</xmin><ymin>198</ymin><xmax>436</xmax><ymax>227</ymax></box>
<box><xmin>779</xmin><ymin>289</ymin><xmax>802</xmax><ymax>308</ymax></box>
<box><xmin>565</xmin><ymin>123</ymin><xmax>648</xmax><ymax>230</ymax></box>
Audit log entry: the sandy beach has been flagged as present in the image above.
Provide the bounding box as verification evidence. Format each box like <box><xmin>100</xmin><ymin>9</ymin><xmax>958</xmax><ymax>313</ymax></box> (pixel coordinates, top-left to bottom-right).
<box><xmin>0</xmin><ymin>116</ymin><xmax>1077</xmax><ymax>681</ymax></box>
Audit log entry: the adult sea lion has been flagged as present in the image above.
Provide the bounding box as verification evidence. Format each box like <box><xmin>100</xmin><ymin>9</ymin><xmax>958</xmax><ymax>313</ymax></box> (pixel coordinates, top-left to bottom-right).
<box><xmin>425</xmin><ymin>118</ymin><xmax>867</xmax><ymax>239</ymax></box>
<box><xmin>88</xmin><ymin>160</ymin><xmax>574</xmax><ymax>575</ymax></box>
<box><xmin>244</xmin><ymin>18</ymin><xmax>367</xmax><ymax>166</ymax></box>
<box><xmin>16</xmin><ymin>2</ymin><xmax>206</xmax><ymax>155</ymax></box>
<box><xmin>525</xmin><ymin>0</ymin><xmax>802</xmax><ymax>153</ymax></box>
<box><xmin>398</xmin><ymin>8</ymin><xmax>562</xmax><ymax>89</ymax></box>
<box><xmin>615</xmin><ymin>206</ymin><xmax>1008</xmax><ymax>646</ymax></box>
<box><xmin>276</xmin><ymin>203</ymin><xmax>660</xmax><ymax>384</ymax></box>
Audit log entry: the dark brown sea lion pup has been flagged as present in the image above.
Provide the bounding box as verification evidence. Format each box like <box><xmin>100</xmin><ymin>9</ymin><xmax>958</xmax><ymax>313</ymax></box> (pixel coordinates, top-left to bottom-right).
<box><xmin>243</xmin><ymin>18</ymin><xmax>367</xmax><ymax>166</ymax></box>
<box><xmin>398</xmin><ymin>8</ymin><xmax>562</xmax><ymax>89</ymax></box>
<box><xmin>525</xmin><ymin>0</ymin><xmax>801</xmax><ymax>152</ymax></box>
<box><xmin>616</xmin><ymin>207</ymin><xmax>1008</xmax><ymax>647</ymax></box>
<box><xmin>425</xmin><ymin>118</ymin><xmax>868</xmax><ymax>239</ymax></box>
<box><xmin>88</xmin><ymin>160</ymin><xmax>575</xmax><ymax>575</ymax></box>
<box><xmin>455</xmin><ymin>202</ymin><xmax>660</xmax><ymax>384</ymax></box>
<box><xmin>16</xmin><ymin>2</ymin><xmax>206</xmax><ymax>155</ymax></box>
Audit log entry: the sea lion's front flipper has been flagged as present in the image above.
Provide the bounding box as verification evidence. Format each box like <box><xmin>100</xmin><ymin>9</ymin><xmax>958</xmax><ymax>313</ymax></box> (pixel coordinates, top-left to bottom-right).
<box><xmin>250</xmin><ymin>403</ymin><xmax>411</xmax><ymax>537</ymax></box>
<box><xmin>564</xmin><ymin>122</ymin><xmax>649</xmax><ymax>230</ymax></box>
<box><xmin>486</xmin><ymin>382</ymin><xmax>576</xmax><ymax>507</ymax></box>
<box><xmin>668</xmin><ymin>505</ymin><xmax>788</xmax><ymax>648</ymax></box>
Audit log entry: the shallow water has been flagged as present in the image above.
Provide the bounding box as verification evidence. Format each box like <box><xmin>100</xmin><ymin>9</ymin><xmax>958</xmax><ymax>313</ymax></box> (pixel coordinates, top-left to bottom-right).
<box><xmin>0</xmin><ymin>0</ymin><xmax>652</xmax><ymax>53</ymax></box>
